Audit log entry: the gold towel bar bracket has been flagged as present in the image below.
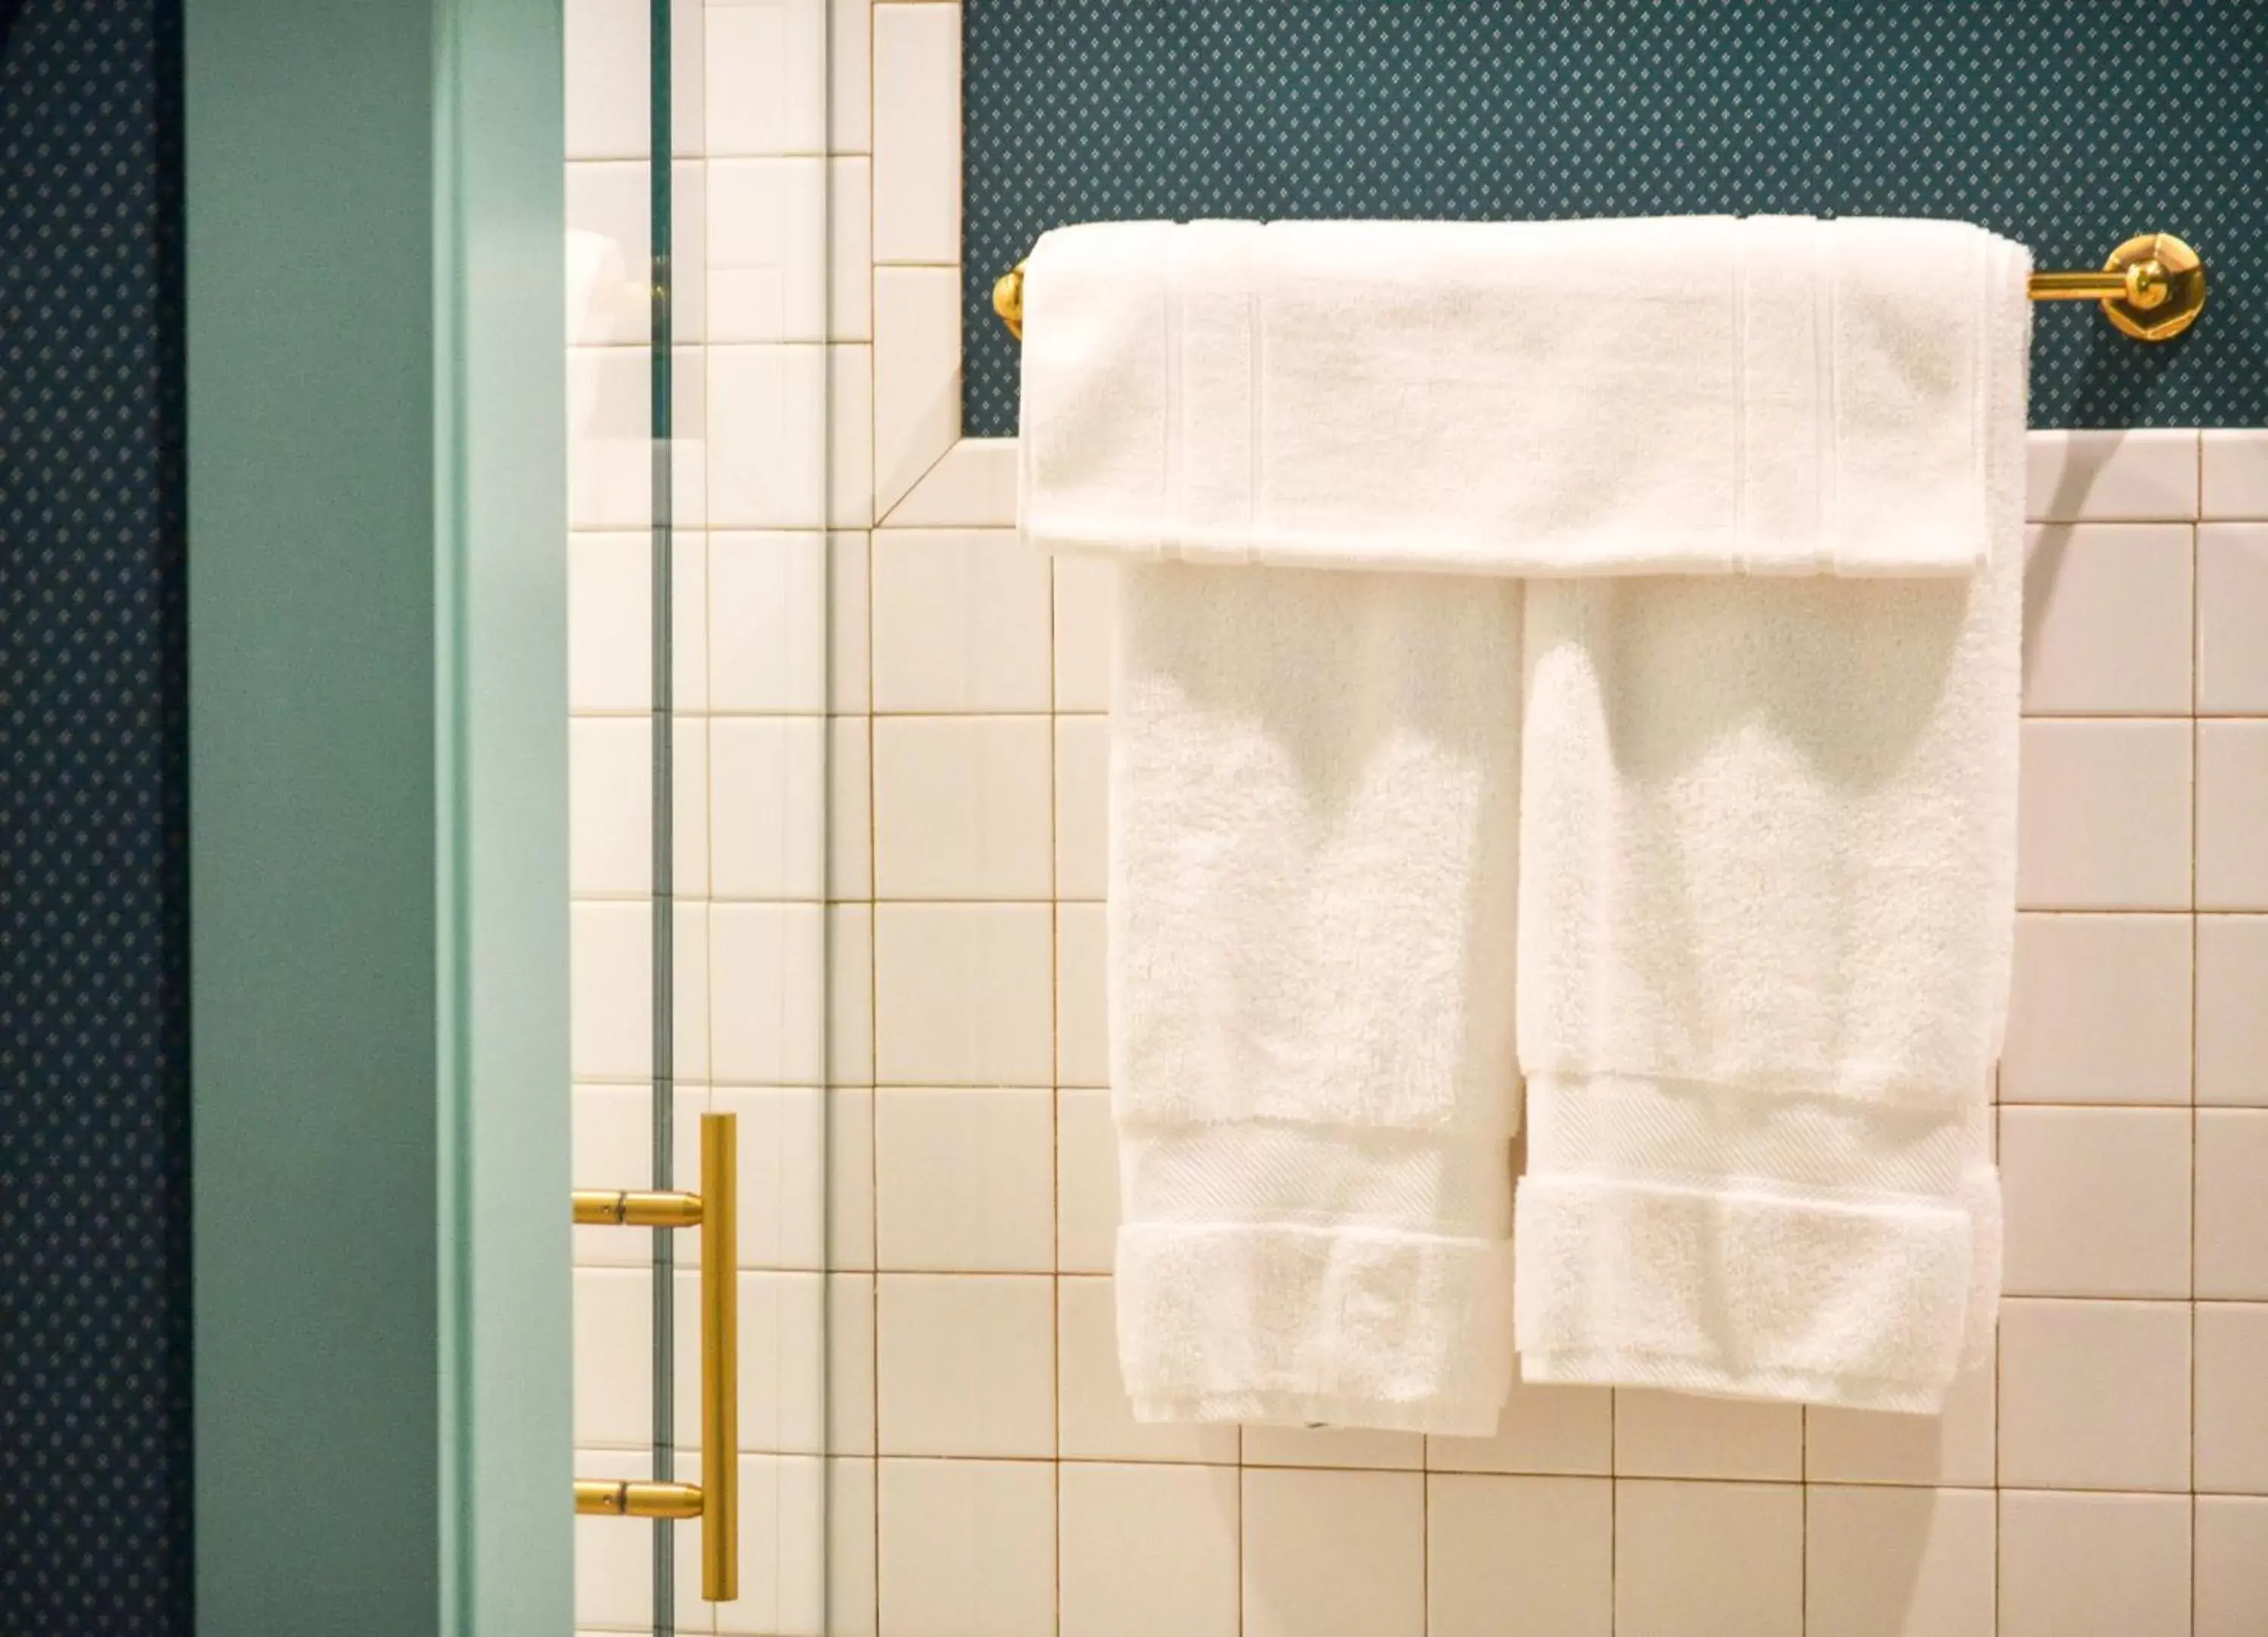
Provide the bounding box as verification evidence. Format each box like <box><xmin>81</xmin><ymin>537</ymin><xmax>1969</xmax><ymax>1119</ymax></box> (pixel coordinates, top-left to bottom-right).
<box><xmin>992</xmin><ymin>231</ymin><xmax>2207</xmax><ymax>345</ymax></box>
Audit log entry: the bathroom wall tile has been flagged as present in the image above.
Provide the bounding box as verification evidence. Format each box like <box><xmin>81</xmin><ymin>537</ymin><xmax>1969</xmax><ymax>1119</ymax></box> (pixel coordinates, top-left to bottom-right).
<box><xmin>1059</xmin><ymin>1463</ymin><xmax>1241</xmax><ymax>1637</ymax></box>
<box><xmin>1805</xmin><ymin>1357</ymin><xmax>1997</xmax><ymax>1488</ymax></box>
<box><xmin>2000</xmin><ymin>913</ymin><xmax>2192</xmax><ymax>1103</ymax></box>
<box><xmin>874</xmin><ymin>1088</ymin><xmax>1055</xmax><ymax>1271</ymax></box>
<box><xmin>1998</xmin><ymin>1490</ymin><xmax>2190</xmax><ymax>1637</ymax></box>
<box><xmin>872</xmin><ymin>5</ymin><xmax>962</xmax><ymax>264</ymax></box>
<box><xmin>828</xmin><ymin>158</ymin><xmax>874</xmax><ymax>342</ymax></box>
<box><xmin>709</xmin><ymin>1085</ymin><xmax>838</xmax><ymax>1270</ymax></box>
<box><xmin>569</xmin><ymin>159</ymin><xmax>707</xmax><ymax>345</ymax></box>
<box><xmin>871</xmin><ymin>531</ymin><xmax>1052</xmax><ymax>713</ymax></box>
<box><xmin>877</xmin><ymin>1457</ymin><xmax>1056</xmax><ymax>1637</ymax></box>
<box><xmin>826</xmin><ymin>1456</ymin><xmax>879</xmax><ymax>1637</ymax></box>
<box><xmin>828</xmin><ymin>902</ymin><xmax>875</xmax><ymax>1085</ymax></box>
<box><xmin>1999</xmin><ymin>1106</ymin><xmax>2192</xmax><ymax>1296</ymax></box>
<box><xmin>2195</xmin><ymin>1302</ymin><xmax>2268</xmax><ymax>1493</ymax></box>
<box><xmin>575</xmin><ymin>1448</ymin><xmax>707</xmax><ymax>1626</ymax></box>
<box><xmin>1052</xmin><ymin>555</ymin><xmax>1114</xmax><ymax>712</ymax></box>
<box><xmin>2197</xmin><ymin>524</ymin><xmax>2268</xmax><ymax>711</ymax></box>
<box><xmin>708</xmin><ymin>532</ymin><xmax>829</xmax><ymax>711</ymax></box>
<box><xmin>572</xmin><ymin>1082</ymin><xmax>706</xmax><ymax>1267</ymax></box>
<box><xmin>1055</xmin><ymin>715</ymin><xmax>1108</xmax><ymax>901</ymax></box>
<box><xmin>703</xmin><ymin>0</ymin><xmax>826</xmax><ymax>156</ymax></box>
<box><xmin>888</xmin><ymin>435</ymin><xmax>1021</xmax><ymax>528</ymax></box>
<box><xmin>1427</xmin><ymin>1475</ymin><xmax>1612</xmax><ymax>1637</ymax></box>
<box><xmin>574</xmin><ymin>899</ymin><xmax>714</xmax><ymax>1082</ymax></box>
<box><xmin>1056</xmin><ymin>902</ymin><xmax>1108</xmax><ymax>1088</ymax></box>
<box><xmin>872</xmin><ymin>903</ymin><xmax>1054</xmax><ymax>1085</ymax></box>
<box><xmin>569</xmin><ymin>716</ymin><xmax>647</xmax><ymax>895</ymax></box>
<box><xmin>2022</xmin><ymin>523</ymin><xmax>2194</xmax><ymax>713</ymax></box>
<box><xmin>829</xmin><ymin>531</ymin><xmax>871</xmax><ymax>714</ymax></box>
<box><xmin>872</xmin><ymin>716</ymin><xmax>1053</xmax><ymax>899</ymax></box>
<box><xmin>706</xmin><ymin>157</ymin><xmax>828</xmax><ymax>343</ymax></box>
<box><xmin>2198</xmin><ymin>914</ymin><xmax>2268</xmax><ymax>1106</ymax></box>
<box><xmin>708</xmin><ymin>900</ymin><xmax>826</xmax><ymax>1083</ymax></box>
<box><xmin>2199</xmin><ymin>720</ymin><xmax>2268</xmax><ymax>908</ymax></box>
<box><xmin>1056</xmin><ymin>1088</ymin><xmax>1120</xmax><ymax>1275</ymax></box>
<box><xmin>565</xmin><ymin>0</ymin><xmax>647</xmax><ymax>159</ymax></box>
<box><xmin>828</xmin><ymin>1273</ymin><xmax>878</xmax><ymax>1457</ymax></box>
<box><xmin>708</xmin><ymin>345</ymin><xmax>829</xmax><ymax>528</ymax></box>
<box><xmin>1613</xmin><ymin>1479</ymin><xmax>1803</xmax><ymax>1637</ymax></box>
<box><xmin>569</xmin><ymin>347</ymin><xmax>708</xmax><ymax>531</ymax></box>
<box><xmin>826</xmin><ymin>1088</ymin><xmax>876</xmax><ymax>1273</ymax></box>
<box><xmin>1056</xmin><ymin>1275</ymin><xmax>1240</xmax><ymax>1465</ymax></box>
<box><xmin>1998</xmin><ymin>1298</ymin><xmax>2190</xmax><ymax>1490</ymax></box>
<box><xmin>829</xmin><ymin>716</ymin><xmax>872</xmax><ymax>900</ymax></box>
<box><xmin>1806</xmin><ymin>1486</ymin><xmax>1995</xmax><ymax>1637</ymax></box>
<box><xmin>1613</xmin><ymin>1389</ymin><xmax>1802</xmax><ymax>1481</ymax></box>
<box><xmin>2197</xmin><ymin>1110</ymin><xmax>2268</xmax><ymax>1298</ymax></box>
<box><xmin>2203</xmin><ymin>428</ymin><xmax>2268</xmax><ymax>520</ymax></box>
<box><xmin>1242</xmin><ymin>1425</ymin><xmax>1424</xmax><ymax>1473</ymax></box>
<box><xmin>1241</xmin><ymin>1468</ymin><xmax>1425</xmax><ymax>1637</ymax></box>
<box><xmin>719</xmin><ymin>1454</ymin><xmax>825</xmax><ymax>1635</ymax></box>
<box><xmin>827</xmin><ymin>0</ymin><xmax>871</xmax><ymax>153</ymax></box>
<box><xmin>875</xmin><ymin>1273</ymin><xmax>1054</xmax><ymax>1458</ymax></box>
<box><xmin>736</xmin><ymin>1270</ymin><xmax>827</xmax><ymax>1453</ymax></box>
<box><xmin>569</xmin><ymin>532</ymin><xmax>708</xmax><ymax>714</ymax></box>
<box><xmin>709</xmin><ymin>716</ymin><xmax>828</xmax><ymax>899</ymax></box>
<box><xmin>1427</xmin><ymin>1379</ymin><xmax>1613</xmax><ymax>1478</ymax></box>
<box><xmin>830</xmin><ymin>344</ymin><xmax>876</xmax><ymax>528</ymax></box>
<box><xmin>574</xmin><ymin>1267</ymin><xmax>701</xmax><ymax>1449</ymax></box>
<box><xmin>2025</xmin><ymin>429</ymin><xmax>2200</xmax><ymax>523</ymax></box>
<box><xmin>873</xmin><ymin>267</ymin><xmax>962</xmax><ymax>516</ymax></box>
<box><xmin>2015</xmin><ymin>719</ymin><xmax>2192</xmax><ymax>910</ymax></box>
<box><xmin>2195</xmin><ymin>1495</ymin><xmax>2268</xmax><ymax>1637</ymax></box>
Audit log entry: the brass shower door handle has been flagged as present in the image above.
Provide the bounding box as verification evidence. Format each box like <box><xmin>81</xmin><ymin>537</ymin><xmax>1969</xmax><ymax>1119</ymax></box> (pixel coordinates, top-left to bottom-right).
<box><xmin>572</xmin><ymin>1110</ymin><xmax>739</xmax><ymax>1603</ymax></box>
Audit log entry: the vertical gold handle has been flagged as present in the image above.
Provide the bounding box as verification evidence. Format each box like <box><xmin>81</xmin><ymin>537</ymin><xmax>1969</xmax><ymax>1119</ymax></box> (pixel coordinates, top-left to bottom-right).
<box><xmin>571</xmin><ymin>1109</ymin><xmax>739</xmax><ymax>1604</ymax></box>
<box><xmin>699</xmin><ymin>1109</ymin><xmax>738</xmax><ymax>1603</ymax></box>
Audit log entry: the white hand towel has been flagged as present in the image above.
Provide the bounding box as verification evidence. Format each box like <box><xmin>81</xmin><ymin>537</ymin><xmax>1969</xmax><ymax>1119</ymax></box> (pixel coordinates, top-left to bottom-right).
<box><xmin>1021</xmin><ymin>216</ymin><xmax>2003</xmax><ymax>577</ymax></box>
<box><xmin>1510</xmin><ymin>231</ymin><xmax>2033</xmax><ymax>1413</ymax></box>
<box><xmin>1110</xmin><ymin>561</ymin><xmax>1523</xmax><ymax>1436</ymax></box>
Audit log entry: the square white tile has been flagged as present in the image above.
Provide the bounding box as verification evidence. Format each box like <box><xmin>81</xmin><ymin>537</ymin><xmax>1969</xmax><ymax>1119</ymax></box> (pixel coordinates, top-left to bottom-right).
<box><xmin>872</xmin><ymin>715</ymin><xmax>1054</xmax><ymax>899</ymax></box>
<box><xmin>2198</xmin><ymin>523</ymin><xmax>2268</xmax><ymax>711</ymax></box>
<box><xmin>1052</xmin><ymin>554</ymin><xmax>1115</xmax><ymax>712</ymax></box>
<box><xmin>1055</xmin><ymin>715</ymin><xmax>1108</xmax><ymax>901</ymax></box>
<box><xmin>706</xmin><ymin>344</ymin><xmax>829</xmax><ymax>528</ymax></box>
<box><xmin>569</xmin><ymin>531</ymin><xmax>708</xmax><ymax>714</ymax></box>
<box><xmin>1241</xmin><ymin>1424</ymin><xmax>1423</xmax><ymax>1472</ymax></box>
<box><xmin>2195</xmin><ymin>1301</ymin><xmax>2268</xmax><ymax>1494</ymax></box>
<box><xmin>717</xmin><ymin>1454</ymin><xmax>825</xmax><ymax>1636</ymax></box>
<box><xmin>2203</xmin><ymin>428</ymin><xmax>2268</xmax><ymax>520</ymax></box>
<box><xmin>1612</xmin><ymin>1388</ymin><xmax>1802</xmax><ymax>1481</ymax></box>
<box><xmin>708</xmin><ymin>1085</ymin><xmax>832</xmax><ymax>1270</ymax></box>
<box><xmin>873</xmin><ymin>266</ymin><xmax>963</xmax><ymax>516</ymax></box>
<box><xmin>876</xmin><ymin>1457</ymin><xmax>1056</xmax><ymax>1637</ymax></box>
<box><xmin>2015</xmin><ymin>719</ymin><xmax>2192</xmax><ymax>910</ymax></box>
<box><xmin>735</xmin><ymin>1270</ymin><xmax>828</xmax><ymax>1454</ymax></box>
<box><xmin>827</xmin><ymin>902</ymin><xmax>875</xmax><ymax>1085</ymax></box>
<box><xmin>2025</xmin><ymin>429</ymin><xmax>2199</xmax><ymax>523</ymax></box>
<box><xmin>871</xmin><ymin>530</ymin><xmax>1053</xmax><ymax>713</ymax></box>
<box><xmin>1997</xmin><ymin>1298</ymin><xmax>2191</xmax><ymax>1490</ymax></box>
<box><xmin>1998</xmin><ymin>1105</ymin><xmax>2192</xmax><ymax>1296</ymax></box>
<box><xmin>2198</xmin><ymin>914</ymin><xmax>2268</xmax><ymax>1106</ymax></box>
<box><xmin>1425</xmin><ymin>1377</ymin><xmax>1613</xmax><ymax>1478</ymax></box>
<box><xmin>875</xmin><ymin>1273</ymin><xmax>1055</xmax><ymax>1458</ymax></box>
<box><xmin>1056</xmin><ymin>1088</ymin><xmax>1120</xmax><ymax>1275</ymax></box>
<box><xmin>708</xmin><ymin>715</ymin><xmax>828</xmax><ymax>900</ymax></box>
<box><xmin>872</xmin><ymin>4</ymin><xmax>962</xmax><ymax>264</ymax></box>
<box><xmin>2000</xmin><ymin>912</ymin><xmax>2192</xmax><ymax>1103</ymax></box>
<box><xmin>702</xmin><ymin>0</ymin><xmax>826</xmax><ymax>156</ymax></box>
<box><xmin>1613</xmin><ymin>1479</ymin><xmax>1803</xmax><ymax>1637</ymax></box>
<box><xmin>2022</xmin><ymin>522</ymin><xmax>2194</xmax><ymax>713</ymax></box>
<box><xmin>707</xmin><ymin>531</ymin><xmax>831</xmax><ymax>712</ymax></box>
<box><xmin>826</xmin><ymin>1456</ymin><xmax>878</xmax><ymax>1637</ymax></box>
<box><xmin>1055</xmin><ymin>1275</ymin><xmax>1239</xmax><ymax>1465</ymax></box>
<box><xmin>1998</xmin><ymin>1490</ymin><xmax>2190</xmax><ymax>1637</ymax></box>
<box><xmin>1427</xmin><ymin>1475</ymin><xmax>1612</xmax><ymax>1637</ymax></box>
<box><xmin>874</xmin><ymin>1088</ymin><xmax>1055</xmax><ymax>1272</ymax></box>
<box><xmin>872</xmin><ymin>902</ymin><xmax>1055</xmax><ymax>1085</ymax></box>
<box><xmin>1805</xmin><ymin>1486</ymin><xmax>1995</xmax><ymax>1637</ymax></box>
<box><xmin>1805</xmin><ymin>1358</ymin><xmax>1997</xmax><ymax>1487</ymax></box>
<box><xmin>2195</xmin><ymin>1495</ymin><xmax>2268</xmax><ymax>1637</ymax></box>
<box><xmin>2199</xmin><ymin>719</ymin><xmax>2268</xmax><ymax>909</ymax></box>
<box><xmin>1059</xmin><ymin>1463</ymin><xmax>1241</xmax><ymax>1637</ymax></box>
<box><xmin>2197</xmin><ymin>1109</ymin><xmax>2268</xmax><ymax>1298</ymax></box>
<box><xmin>705</xmin><ymin>156</ymin><xmax>829</xmax><ymax>342</ymax></box>
<box><xmin>1241</xmin><ymin>1468</ymin><xmax>1425</xmax><ymax>1637</ymax></box>
<box><xmin>707</xmin><ymin>900</ymin><xmax>826</xmax><ymax>1083</ymax></box>
<box><xmin>1056</xmin><ymin>902</ymin><xmax>1108</xmax><ymax>1089</ymax></box>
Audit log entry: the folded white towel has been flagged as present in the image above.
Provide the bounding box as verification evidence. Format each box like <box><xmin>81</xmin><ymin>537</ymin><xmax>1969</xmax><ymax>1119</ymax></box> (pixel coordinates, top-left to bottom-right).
<box><xmin>1021</xmin><ymin>216</ymin><xmax>2003</xmax><ymax>577</ymax></box>
<box><xmin>1109</xmin><ymin>561</ymin><xmax>1523</xmax><ymax>1436</ymax></box>
<box><xmin>1510</xmin><ymin>230</ymin><xmax>2032</xmax><ymax>1412</ymax></box>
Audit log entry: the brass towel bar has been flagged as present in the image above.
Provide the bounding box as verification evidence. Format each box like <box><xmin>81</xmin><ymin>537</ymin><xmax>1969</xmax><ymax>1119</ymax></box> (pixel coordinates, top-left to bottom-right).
<box><xmin>991</xmin><ymin>231</ymin><xmax>2207</xmax><ymax>344</ymax></box>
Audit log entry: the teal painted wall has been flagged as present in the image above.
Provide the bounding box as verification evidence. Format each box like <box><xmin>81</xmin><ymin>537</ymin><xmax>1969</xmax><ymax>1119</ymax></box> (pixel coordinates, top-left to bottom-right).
<box><xmin>965</xmin><ymin>0</ymin><xmax>2266</xmax><ymax>435</ymax></box>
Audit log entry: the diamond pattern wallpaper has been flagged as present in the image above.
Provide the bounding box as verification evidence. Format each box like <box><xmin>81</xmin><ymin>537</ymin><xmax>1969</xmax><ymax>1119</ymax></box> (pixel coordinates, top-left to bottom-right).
<box><xmin>965</xmin><ymin>0</ymin><xmax>2266</xmax><ymax>437</ymax></box>
<box><xmin>0</xmin><ymin>0</ymin><xmax>191</xmax><ymax>1629</ymax></box>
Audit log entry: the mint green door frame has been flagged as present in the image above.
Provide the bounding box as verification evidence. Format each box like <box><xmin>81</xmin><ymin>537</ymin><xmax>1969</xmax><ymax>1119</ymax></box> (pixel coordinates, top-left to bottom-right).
<box><xmin>186</xmin><ymin>2</ymin><xmax>570</xmax><ymax>1632</ymax></box>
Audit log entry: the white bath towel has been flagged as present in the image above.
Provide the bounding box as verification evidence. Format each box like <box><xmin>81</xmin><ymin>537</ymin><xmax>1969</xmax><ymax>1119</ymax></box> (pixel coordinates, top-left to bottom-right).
<box><xmin>1021</xmin><ymin>216</ymin><xmax>2006</xmax><ymax>577</ymax></box>
<box><xmin>1511</xmin><ymin>230</ymin><xmax>2032</xmax><ymax>1412</ymax></box>
<box><xmin>1109</xmin><ymin>562</ymin><xmax>1523</xmax><ymax>1435</ymax></box>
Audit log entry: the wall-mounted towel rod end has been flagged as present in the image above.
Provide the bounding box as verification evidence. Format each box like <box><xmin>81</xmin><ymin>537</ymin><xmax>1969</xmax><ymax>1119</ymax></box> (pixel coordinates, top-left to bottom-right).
<box><xmin>991</xmin><ymin>231</ymin><xmax>2206</xmax><ymax>345</ymax></box>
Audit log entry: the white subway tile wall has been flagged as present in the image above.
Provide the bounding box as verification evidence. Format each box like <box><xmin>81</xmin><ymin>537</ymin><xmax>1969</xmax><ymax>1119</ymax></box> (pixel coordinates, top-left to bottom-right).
<box><xmin>568</xmin><ymin>6</ymin><xmax>2268</xmax><ymax>1630</ymax></box>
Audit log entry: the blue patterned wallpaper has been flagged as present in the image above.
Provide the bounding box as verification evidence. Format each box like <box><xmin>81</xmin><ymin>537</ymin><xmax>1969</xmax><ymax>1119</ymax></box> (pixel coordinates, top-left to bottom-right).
<box><xmin>964</xmin><ymin>0</ymin><xmax>2266</xmax><ymax>436</ymax></box>
<box><xmin>0</xmin><ymin>0</ymin><xmax>192</xmax><ymax>1629</ymax></box>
